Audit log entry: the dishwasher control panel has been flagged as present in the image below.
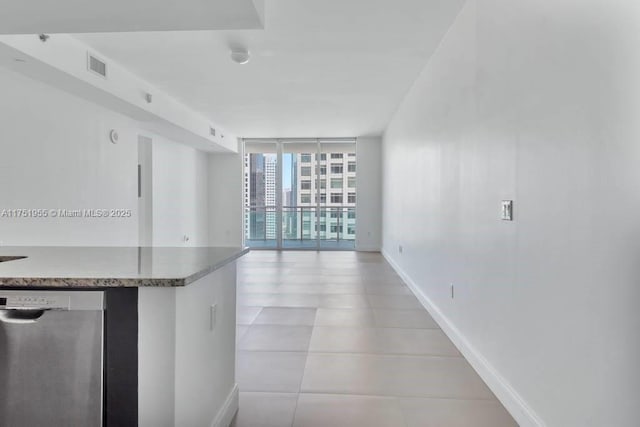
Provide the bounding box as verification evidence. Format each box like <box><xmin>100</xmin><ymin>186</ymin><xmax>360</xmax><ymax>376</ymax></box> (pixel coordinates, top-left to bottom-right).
<box><xmin>0</xmin><ymin>294</ymin><xmax>70</xmax><ymax>310</ymax></box>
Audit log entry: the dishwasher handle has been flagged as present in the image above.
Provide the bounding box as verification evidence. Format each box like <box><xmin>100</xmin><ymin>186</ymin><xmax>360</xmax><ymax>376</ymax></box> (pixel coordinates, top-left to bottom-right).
<box><xmin>0</xmin><ymin>309</ymin><xmax>47</xmax><ymax>324</ymax></box>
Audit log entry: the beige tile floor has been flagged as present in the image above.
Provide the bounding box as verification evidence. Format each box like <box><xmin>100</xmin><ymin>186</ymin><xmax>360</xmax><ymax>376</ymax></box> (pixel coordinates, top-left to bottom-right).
<box><xmin>232</xmin><ymin>251</ymin><xmax>518</xmax><ymax>427</ymax></box>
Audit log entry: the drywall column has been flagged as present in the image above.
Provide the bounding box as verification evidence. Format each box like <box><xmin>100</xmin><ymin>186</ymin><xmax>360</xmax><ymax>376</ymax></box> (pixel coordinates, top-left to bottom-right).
<box><xmin>208</xmin><ymin>138</ymin><xmax>244</xmax><ymax>246</ymax></box>
<box><xmin>355</xmin><ymin>136</ymin><xmax>382</xmax><ymax>251</ymax></box>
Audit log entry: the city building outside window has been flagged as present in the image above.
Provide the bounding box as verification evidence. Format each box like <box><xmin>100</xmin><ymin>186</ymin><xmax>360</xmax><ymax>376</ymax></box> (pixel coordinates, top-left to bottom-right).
<box><xmin>244</xmin><ymin>143</ymin><xmax>356</xmax><ymax>249</ymax></box>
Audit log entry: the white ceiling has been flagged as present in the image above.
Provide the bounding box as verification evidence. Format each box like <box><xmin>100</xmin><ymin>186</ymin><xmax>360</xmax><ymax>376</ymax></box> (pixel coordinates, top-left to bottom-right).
<box><xmin>75</xmin><ymin>0</ymin><xmax>465</xmax><ymax>138</ymax></box>
<box><xmin>0</xmin><ymin>0</ymin><xmax>264</xmax><ymax>34</ymax></box>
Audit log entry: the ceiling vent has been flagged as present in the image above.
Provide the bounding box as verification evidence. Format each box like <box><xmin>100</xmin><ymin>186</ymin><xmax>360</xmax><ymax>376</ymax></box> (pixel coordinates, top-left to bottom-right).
<box><xmin>87</xmin><ymin>52</ymin><xmax>107</xmax><ymax>78</ymax></box>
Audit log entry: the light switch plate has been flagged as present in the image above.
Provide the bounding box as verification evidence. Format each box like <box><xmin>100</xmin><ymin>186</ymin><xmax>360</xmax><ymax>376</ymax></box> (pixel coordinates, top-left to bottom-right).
<box><xmin>501</xmin><ymin>200</ymin><xmax>513</xmax><ymax>221</ymax></box>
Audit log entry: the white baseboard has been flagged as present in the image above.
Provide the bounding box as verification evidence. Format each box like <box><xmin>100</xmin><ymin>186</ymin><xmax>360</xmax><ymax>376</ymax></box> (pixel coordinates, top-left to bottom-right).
<box><xmin>356</xmin><ymin>245</ymin><xmax>381</xmax><ymax>252</ymax></box>
<box><xmin>381</xmin><ymin>249</ymin><xmax>546</xmax><ymax>427</ymax></box>
<box><xmin>211</xmin><ymin>383</ymin><xmax>239</xmax><ymax>427</ymax></box>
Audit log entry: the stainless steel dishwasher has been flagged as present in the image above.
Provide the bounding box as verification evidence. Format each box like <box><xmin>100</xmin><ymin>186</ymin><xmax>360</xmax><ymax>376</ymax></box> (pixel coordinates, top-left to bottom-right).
<box><xmin>0</xmin><ymin>290</ymin><xmax>104</xmax><ymax>427</ymax></box>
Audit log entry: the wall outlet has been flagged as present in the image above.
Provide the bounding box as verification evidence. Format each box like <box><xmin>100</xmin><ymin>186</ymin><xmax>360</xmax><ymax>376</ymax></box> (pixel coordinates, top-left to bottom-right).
<box><xmin>210</xmin><ymin>304</ymin><xmax>217</xmax><ymax>331</ymax></box>
<box><xmin>450</xmin><ymin>284</ymin><xmax>455</xmax><ymax>299</ymax></box>
<box><xmin>398</xmin><ymin>245</ymin><xmax>403</xmax><ymax>254</ymax></box>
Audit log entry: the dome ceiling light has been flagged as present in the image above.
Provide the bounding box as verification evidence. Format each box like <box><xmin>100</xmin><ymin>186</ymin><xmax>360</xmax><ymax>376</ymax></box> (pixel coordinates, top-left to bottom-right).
<box><xmin>230</xmin><ymin>48</ymin><xmax>250</xmax><ymax>65</ymax></box>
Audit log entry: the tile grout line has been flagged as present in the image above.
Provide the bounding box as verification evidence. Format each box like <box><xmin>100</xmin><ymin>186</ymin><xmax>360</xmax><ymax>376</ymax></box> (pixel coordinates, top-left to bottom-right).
<box><xmin>236</xmin><ymin>349</ymin><xmax>465</xmax><ymax>359</ymax></box>
<box><xmin>290</xmin><ymin>346</ymin><xmax>313</xmax><ymax>427</ymax></box>
<box><xmin>293</xmin><ymin>390</ymin><xmax>500</xmax><ymax>402</ymax></box>
<box><xmin>235</xmin><ymin>252</ymin><xmax>515</xmax><ymax>426</ymax></box>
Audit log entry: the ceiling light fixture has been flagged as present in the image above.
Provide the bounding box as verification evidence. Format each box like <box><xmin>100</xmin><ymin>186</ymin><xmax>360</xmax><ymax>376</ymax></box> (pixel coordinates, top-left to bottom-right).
<box><xmin>230</xmin><ymin>48</ymin><xmax>250</xmax><ymax>65</ymax></box>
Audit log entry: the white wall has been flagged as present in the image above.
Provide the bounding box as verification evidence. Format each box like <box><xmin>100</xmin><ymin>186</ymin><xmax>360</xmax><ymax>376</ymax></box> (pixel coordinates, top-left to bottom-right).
<box><xmin>208</xmin><ymin>141</ymin><xmax>244</xmax><ymax>247</ymax></box>
<box><xmin>356</xmin><ymin>136</ymin><xmax>382</xmax><ymax>251</ymax></box>
<box><xmin>0</xmin><ymin>67</ymin><xmax>211</xmax><ymax>247</ymax></box>
<box><xmin>137</xmin><ymin>286</ymin><xmax>176</xmax><ymax>427</ymax></box>
<box><xmin>0</xmin><ymin>67</ymin><xmax>139</xmax><ymax>246</ymax></box>
<box><xmin>152</xmin><ymin>137</ymin><xmax>209</xmax><ymax>246</ymax></box>
<box><xmin>382</xmin><ymin>1</ymin><xmax>640</xmax><ymax>426</ymax></box>
<box><xmin>138</xmin><ymin>262</ymin><xmax>238</xmax><ymax>427</ymax></box>
<box><xmin>173</xmin><ymin>261</ymin><xmax>237</xmax><ymax>427</ymax></box>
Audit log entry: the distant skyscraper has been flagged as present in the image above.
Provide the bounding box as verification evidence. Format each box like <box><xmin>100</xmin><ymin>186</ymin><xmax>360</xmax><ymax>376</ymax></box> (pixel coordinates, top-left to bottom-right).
<box><xmin>294</xmin><ymin>151</ymin><xmax>356</xmax><ymax>242</ymax></box>
<box><xmin>283</xmin><ymin>153</ymin><xmax>298</xmax><ymax>240</ymax></box>
<box><xmin>248</xmin><ymin>153</ymin><xmax>265</xmax><ymax>206</ymax></box>
<box><xmin>244</xmin><ymin>153</ymin><xmax>278</xmax><ymax>241</ymax></box>
<box><xmin>264</xmin><ymin>154</ymin><xmax>277</xmax><ymax>239</ymax></box>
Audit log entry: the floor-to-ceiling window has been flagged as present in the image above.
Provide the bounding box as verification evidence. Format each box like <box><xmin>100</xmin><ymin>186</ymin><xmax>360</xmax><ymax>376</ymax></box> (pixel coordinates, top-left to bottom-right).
<box><xmin>244</xmin><ymin>138</ymin><xmax>356</xmax><ymax>250</ymax></box>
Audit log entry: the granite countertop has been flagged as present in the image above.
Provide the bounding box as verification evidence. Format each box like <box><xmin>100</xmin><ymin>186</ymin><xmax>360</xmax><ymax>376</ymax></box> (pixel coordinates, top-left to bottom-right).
<box><xmin>0</xmin><ymin>246</ymin><xmax>249</xmax><ymax>288</ymax></box>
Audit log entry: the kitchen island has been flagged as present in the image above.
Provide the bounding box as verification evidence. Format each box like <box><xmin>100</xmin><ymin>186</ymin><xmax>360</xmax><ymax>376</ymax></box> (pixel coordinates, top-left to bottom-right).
<box><xmin>0</xmin><ymin>246</ymin><xmax>248</xmax><ymax>427</ymax></box>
